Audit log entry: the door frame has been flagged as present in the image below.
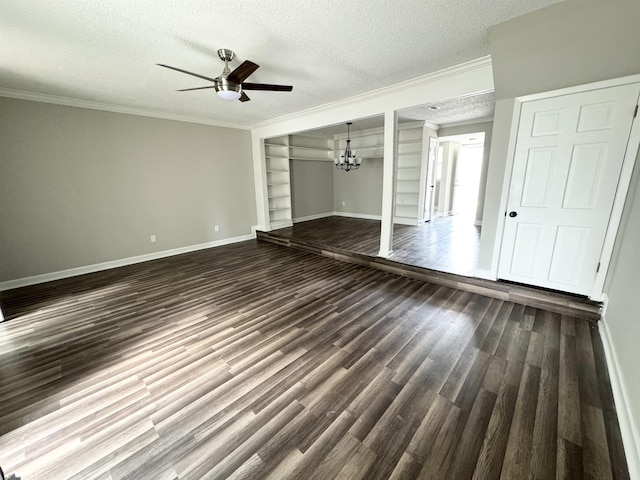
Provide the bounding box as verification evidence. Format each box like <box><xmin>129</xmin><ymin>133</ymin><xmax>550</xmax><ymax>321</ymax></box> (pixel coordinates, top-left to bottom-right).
<box><xmin>490</xmin><ymin>74</ymin><xmax>640</xmax><ymax>301</ymax></box>
<box><xmin>422</xmin><ymin>135</ymin><xmax>438</xmax><ymax>222</ymax></box>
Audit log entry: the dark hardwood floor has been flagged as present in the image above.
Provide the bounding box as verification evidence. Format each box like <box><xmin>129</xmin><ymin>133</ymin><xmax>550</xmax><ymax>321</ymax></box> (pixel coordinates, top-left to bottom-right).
<box><xmin>0</xmin><ymin>240</ymin><xmax>628</xmax><ymax>479</ymax></box>
<box><xmin>272</xmin><ymin>215</ymin><xmax>480</xmax><ymax>276</ymax></box>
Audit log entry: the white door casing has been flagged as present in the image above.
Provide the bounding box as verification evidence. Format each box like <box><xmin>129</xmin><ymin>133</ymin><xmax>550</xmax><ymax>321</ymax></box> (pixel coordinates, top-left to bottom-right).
<box><xmin>498</xmin><ymin>83</ymin><xmax>640</xmax><ymax>295</ymax></box>
<box><xmin>424</xmin><ymin>136</ymin><xmax>438</xmax><ymax>222</ymax></box>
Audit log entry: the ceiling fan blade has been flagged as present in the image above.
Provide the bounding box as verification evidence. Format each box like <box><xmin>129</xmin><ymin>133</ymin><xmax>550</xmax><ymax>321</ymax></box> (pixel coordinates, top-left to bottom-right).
<box><xmin>239</xmin><ymin>92</ymin><xmax>251</xmax><ymax>102</ymax></box>
<box><xmin>157</xmin><ymin>64</ymin><xmax>217</xmax><ymax>83</ymax></box>
<box><xmin>227</xmin><ymin>60</ymin><xmax>259</xmax><ymax>84</ymax></box>
<box><xmin>241</xmin><ymin>82</ymin><xmax>293</xmax><ymax>92</ymax></box>
<box><xmin>176</xmin><ymin>86</ymin><xmax>217</xmax><ymax>92</ymax></box>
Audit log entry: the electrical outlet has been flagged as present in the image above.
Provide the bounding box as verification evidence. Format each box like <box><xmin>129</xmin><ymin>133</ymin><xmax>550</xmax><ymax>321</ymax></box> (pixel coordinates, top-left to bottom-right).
<box><xmin>214</xmin><ymin>225</ymin><xmax>220</xmax><ymax>232</ymax></box>
<box><xmin>341</xmin><ymin>201</ymin><xmax>346</xmax><ymax>207</ymax></box>
<box><xmin>150</xmin><ymin>235</ymin><xmax>157</xmax><ymax>243</ymax></box>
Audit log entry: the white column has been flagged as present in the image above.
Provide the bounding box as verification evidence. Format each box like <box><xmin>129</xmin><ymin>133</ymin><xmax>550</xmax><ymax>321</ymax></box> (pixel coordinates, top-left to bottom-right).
<box><xmin>378</xmin><ymin>110</ymin><xmax>398</xmax><ymax>257</ymax></box>
<box><xmin>251</xmin><ymin>133</ymin><xmax>270</xmax><ymax>231</ymax></box>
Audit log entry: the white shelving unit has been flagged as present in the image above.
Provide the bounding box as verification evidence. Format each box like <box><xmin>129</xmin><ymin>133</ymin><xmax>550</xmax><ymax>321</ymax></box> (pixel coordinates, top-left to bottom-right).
<box><xmin>263</xmin><ymin>134</ymin><xmax>336</xmax><ymax>229</ymax></box>
<box><xmin>336</xmin><ymin>128</ymin><xmax>384</xmax><ymax>160</ymax></box>
<box><xmin>335</xmin><ymin>128</ymin><xmax>384</xmax><ymax>160</ymax></box>
<box><xmin>395</xmin><ymin>124</ymin><xmax>427</xmax><ymax>225</ymax></box>
<box><xmin>265</xmin><ymin>136</ymin><xmax>292</xmax><ymax>228</ymax></box>
<box><xmin>289</xmin><ymin>135</ymin><xmax>333</xmax><ymax>161</ymax></box>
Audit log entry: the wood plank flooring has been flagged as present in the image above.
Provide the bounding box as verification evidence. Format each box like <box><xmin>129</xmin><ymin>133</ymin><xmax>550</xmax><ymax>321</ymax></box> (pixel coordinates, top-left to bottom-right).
<box><xmin>258</xmin><ymin>220</ymin><xmax>601</xmax><ymax>321</ymax></box>
<box><xmin>0</xmin><ymin>240</ymin><xmax>628</xmax><ymax>479</ymax></box>
<box><xmin>270</xmin><ymin>215</ymin><xmax>480</xmax><ymax>276</ymax></box>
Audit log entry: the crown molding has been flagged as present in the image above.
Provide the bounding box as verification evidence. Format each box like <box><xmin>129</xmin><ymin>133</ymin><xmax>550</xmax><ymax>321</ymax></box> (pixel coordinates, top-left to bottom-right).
<box><xmin>0</xmin><ymin>88</ymin><xmax>250</xmax><ymax>130</ymax></box>
<box><xmin>439</xmin><ymin>116</ymin><xmax>494</xmax><ymax>129</ymax></box>
<box><xmin>333</xmin><ymin>120</ymin><xmax>427</xmax><ymax>140</ymax></box>
<box><xmin>250</xmin><ymin>56</ymin><xmax>493</xmax><ymax>130</ymax></box>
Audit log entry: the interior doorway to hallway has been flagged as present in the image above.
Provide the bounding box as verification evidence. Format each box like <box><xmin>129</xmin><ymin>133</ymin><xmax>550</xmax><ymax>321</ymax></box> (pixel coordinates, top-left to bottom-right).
<box><xmin>431</xmin><ymin>131</ymin><xmax>485</xmax><ymax>226</ymax></box>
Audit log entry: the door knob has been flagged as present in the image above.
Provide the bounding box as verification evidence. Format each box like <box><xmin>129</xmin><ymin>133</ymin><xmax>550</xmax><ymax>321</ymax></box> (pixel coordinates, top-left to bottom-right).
<box><xmin>509</xmin><ymin>211</ymin><xmax>518</xmax><ymax>218</ymax></box>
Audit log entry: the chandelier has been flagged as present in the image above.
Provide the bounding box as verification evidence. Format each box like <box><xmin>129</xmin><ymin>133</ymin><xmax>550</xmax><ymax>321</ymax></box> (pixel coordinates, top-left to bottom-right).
<box><xmin>334</xmin><ymin>122</ymin><xmax>361</xmax><ymax>172</ymax></box>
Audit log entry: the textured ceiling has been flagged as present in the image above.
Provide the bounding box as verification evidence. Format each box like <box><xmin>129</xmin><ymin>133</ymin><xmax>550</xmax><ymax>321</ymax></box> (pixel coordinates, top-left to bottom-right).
<box><xmin>400</xmin><ymin>92</ymin><xmax>496</xmax><ymax>126</ymax></box>
<box><xmin>0</xmin><ymin>0</ymin><xmax>563</xmax><ymax>128</ymax></box>
<box><xmin>300</xmin><ymin>92</ymin><xmax>496</xmax><ymax>138</ymax></box>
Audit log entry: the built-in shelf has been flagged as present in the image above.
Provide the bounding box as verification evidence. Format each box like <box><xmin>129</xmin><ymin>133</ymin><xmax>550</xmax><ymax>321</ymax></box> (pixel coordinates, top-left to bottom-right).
<box><xmin>395</xmin><ymin>124</ymin><xmax>426</xmax><ymax>225</ymax></box>
<box><xmin>265</xmin><ymin>135</ymin><xmax>292</xmax><ymax>229</ymax></box>
<box><xmin>336</xmin><ymin>129</ymin><xmax>384</xmax><ymax>160</ymax></box>
<box><xmin>289</xmin><ymin>144</ymin><xmax>333</xmax><ymax>152</ymax></box>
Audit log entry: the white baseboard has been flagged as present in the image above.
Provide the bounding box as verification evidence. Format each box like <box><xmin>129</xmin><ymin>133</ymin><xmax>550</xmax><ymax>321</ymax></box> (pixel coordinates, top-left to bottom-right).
<box><xmin>474</xmin><ymin>268</ymin><xmax>497</xmax><ymax>280</ymax></box>
<box><xmin>0</xmin><ymin>233</ymin><xmax>256</xmax><ymax>292</ymax></box>
<box><xmin>293</xmin><ymin>212</ymin><xmax>334</xmax><ymax>223</ymax></box>
<box><xmin>333</xmin><ymin>211</ymin><xmax>382</xmax><ymax>221</ymax></box>
<box><xmin>269</xmin><ymin>219</ymin><xmax>293</xmax><ymax>230</ymax></box>
<box><xmin>393</xmin><ymin>217</ymin><xmax>420</xmax><ymax>226</ymax></box>
<box><xmin>301</xmin><ymin>211</ymin><xmax>422</xmax><ymax>226</ymax></box>
<box><xmin>599</xmin><ymin>314</ymin><xmax>640</xmax><ymax>479</ymax></box>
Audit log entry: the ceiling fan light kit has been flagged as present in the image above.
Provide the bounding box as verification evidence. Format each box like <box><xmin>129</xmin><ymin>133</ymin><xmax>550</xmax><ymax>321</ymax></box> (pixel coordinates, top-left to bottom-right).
<box><xmin>335</xmin><ymin>122</ymin><xmax>361</xmax><ymax>172</ymax></box>
<box><xmin>157</xmin><ymin>48</ymin><xmax>293</xmax><ymax>103</ymax></box>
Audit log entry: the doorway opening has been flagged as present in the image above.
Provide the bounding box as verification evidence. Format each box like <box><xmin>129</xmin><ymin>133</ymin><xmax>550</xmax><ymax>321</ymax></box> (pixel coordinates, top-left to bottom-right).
<box><xmin>432</xmin><ymin>132</ymin><xmax>486</xmax><ymax>225</ymax></box>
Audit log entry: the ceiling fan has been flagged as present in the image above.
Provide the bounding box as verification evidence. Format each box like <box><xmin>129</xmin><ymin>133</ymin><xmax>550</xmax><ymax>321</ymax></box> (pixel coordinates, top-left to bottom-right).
<box><xmin>157</xmin><ymin>48</ymin><xmax>293</xmax><ymax>102</ymax></box>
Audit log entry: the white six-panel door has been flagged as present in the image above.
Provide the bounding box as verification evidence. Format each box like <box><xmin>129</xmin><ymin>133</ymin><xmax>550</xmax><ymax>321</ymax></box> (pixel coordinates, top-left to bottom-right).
<box><xmin>498</xmin><ymin>83</ymin><xmax>640</xmax><ymax>295</ymax></box>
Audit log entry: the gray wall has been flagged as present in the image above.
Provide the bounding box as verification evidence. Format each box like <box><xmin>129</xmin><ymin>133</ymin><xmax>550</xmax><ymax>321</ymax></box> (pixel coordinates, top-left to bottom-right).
<box><xmin>482</xmin><ymin>0</ymin><xmax>640</xmax><ymax>451</ymax></box>
<box><xmin>438</xmin><ymin>121</ymin><xmax>493</xmax><ymax>224</ymax></box>
<box><xmin>490</xmin><ymin>0</ymin><xmax>640</xmax><ymax>100</ymax></box>
<box><xmin>604</xmin><ymin>152</ymin><xmax>640</xmax><ymax>464</ymax></box>
<box><xmin>333</xmin><ymin>157</ymin><xmax>383</xmax><ymax>216</ymax></box>
<box><xmin>0</xmin><ymin>97</ymin><xmax>256</xmax><ymax>282</ymax></box>
<box><xmin>290</xmin><ymin>160</ymin><xmax>334</xmax><ymax>220</ymax></box>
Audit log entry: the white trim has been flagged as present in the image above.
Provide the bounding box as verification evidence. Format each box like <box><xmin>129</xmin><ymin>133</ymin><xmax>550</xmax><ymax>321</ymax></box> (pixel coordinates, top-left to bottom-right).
<box><xmin>490</xmin><ymin>77</ymin><xmax>640</xmax><ymax>299</ymax></box>
<box><xmin>440</xmin><ymin>116</ymin><xmax>495</xmax><ymax>129</ymax></box>
<box><xmin>269</xmin><ymin>219</ymin><xmax>293</xmax><ymax>230</ymax></box>
<box><xmin>293</xmin><ymin>212</ymin><xmax>334</xmax><ymax>223</ymax></box>
<box><xmin>599</xmin><ymin>315</ymin><xmax>640</xmax><ymax>479</ymax></box>
<box><xmin>295</xmin><ymin>211</ymin><xmax>421</xmax><ymax>226</ymax></box>
<box><xmin>591</xmin><ymin>92</ymin><xmax>640</xmax><ymax>299</ymax></box>
<box><xmin>0</xmin><ymin>233</ymin><xmax>255</xmax><ymax>292</ymax></box>
<box><xmin>333</xmin><ymin>211</ymin><xmax>382</xmax><ymax>221</ymax></box>
<box><xmin>491</xmin><ymin>75</ymin><xmax>640</xmax><ymax>282</ymax></box>
<box><xmin>474</xmin><ymin>268</ymin><xmax>497</xmax><ymax>280</ymax></box>
<box><xmin>393</xmin><ymin>217</ymin><xmax>420</xmax><ymax>226</ymax></box>
<box><xmin>514</xmin><ymin>74</ymin><xmax>640</xmax><ymax>104</ymax></box>
<box><xmin>474</xmin><ymin>220</ymin><xmax>483</xmax><ymax>227</ymax></box>
<box><xmin>423</xmin><ymin>122</ymin><xmax>440</xmax><ymax>131</ymax></box>
<box><xmin>0</xmin><ymin>87</ymin><xmax>249</xmax><ymax>130</ymax></box>
<box><xmin>251</xmin><ymin>56</ymin><xmax>493</xmax><ymax>131</ymax></box>
<box><xmin>490</xmin><ymin>99</ymin><xmax>523</xmax><ymax>278</ymax></box>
